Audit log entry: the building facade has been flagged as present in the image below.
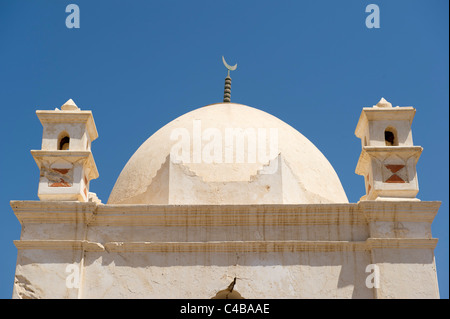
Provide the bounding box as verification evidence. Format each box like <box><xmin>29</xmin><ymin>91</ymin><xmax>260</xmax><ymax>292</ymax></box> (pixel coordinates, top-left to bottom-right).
<box><xmin>11</xmin><ymin>98</ymin><xmax>440</xmax><ymax>298</ymax></box>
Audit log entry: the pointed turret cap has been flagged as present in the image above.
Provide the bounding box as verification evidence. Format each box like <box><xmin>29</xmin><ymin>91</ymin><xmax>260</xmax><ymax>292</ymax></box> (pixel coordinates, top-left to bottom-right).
<box><xmin>374</xmin><ymin>97</ymin><xmax>392</xmax><ymax>108</ymax></box>
<box><xmin>61</xmin><ymin>99</ymin><xmax>80</xmax><ymax>111</ymax></box>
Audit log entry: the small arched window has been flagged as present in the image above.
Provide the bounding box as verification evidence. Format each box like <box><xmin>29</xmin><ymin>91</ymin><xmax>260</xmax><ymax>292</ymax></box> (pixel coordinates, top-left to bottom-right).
<box><xmin>58</xmin><ymin>132</ymin><xmax>70</xmax><ymax>150</ymax></box>
<box><xmin>384</xmin><ymin>127</ymin><xmax>398</xmax><ymax>146</ymax></box>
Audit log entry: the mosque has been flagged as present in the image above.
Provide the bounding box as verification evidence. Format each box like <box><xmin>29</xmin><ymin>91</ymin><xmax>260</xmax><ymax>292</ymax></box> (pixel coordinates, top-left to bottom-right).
<box><xmin>10</xmin><ymin>59</ymin><xmax>440</xmax><ymax>298</ymax></box>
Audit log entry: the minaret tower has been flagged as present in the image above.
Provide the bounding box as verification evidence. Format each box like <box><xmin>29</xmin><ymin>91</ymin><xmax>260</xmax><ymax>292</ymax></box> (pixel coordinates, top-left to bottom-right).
<box><xmin>355</xmin><ymin>98</ymin><xmax>422</xmax><ymax>201</ymax></box>
<box><xmin>31</xmin><ymin>99</ymin><xmax>99</xmax><ymax>202</ymax></box>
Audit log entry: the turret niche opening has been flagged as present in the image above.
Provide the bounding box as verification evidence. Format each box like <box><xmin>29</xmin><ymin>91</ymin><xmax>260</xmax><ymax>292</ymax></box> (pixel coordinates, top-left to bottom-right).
<box><xmin>384</xmin><ymin>127</ymin><xmax>398</xmax><ymax>146</ymax></box>
<box><xmin>58</xmin><ymin>133</ymin><xmax>70</xmax><ymax>150</ymax></box>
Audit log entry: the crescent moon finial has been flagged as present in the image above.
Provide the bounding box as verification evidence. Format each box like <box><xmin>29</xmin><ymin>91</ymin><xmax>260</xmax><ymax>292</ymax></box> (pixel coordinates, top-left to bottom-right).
<box><xmin>222</xmin><ymin>56</ymin><xmax>237</xmax><ymax>77</ymax></box>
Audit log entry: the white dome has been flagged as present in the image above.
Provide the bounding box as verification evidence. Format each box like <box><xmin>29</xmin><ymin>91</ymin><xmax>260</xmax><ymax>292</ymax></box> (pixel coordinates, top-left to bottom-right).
<box><xmin>108</xmin><ymin>103</ymin><xmax>348</xmax><ymax>204</ymax></box>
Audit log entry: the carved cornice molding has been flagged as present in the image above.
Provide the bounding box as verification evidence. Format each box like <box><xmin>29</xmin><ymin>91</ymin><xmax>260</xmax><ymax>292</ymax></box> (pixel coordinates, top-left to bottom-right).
<box><xmin>92</xmin><ymin>203</ymin><xmax>365</xmax><ymax>227</ymax></box>
<box><xmin>11</xmin><ymin>201</ymin><xmax>440</xmax><ymax>226</ymax></box>
<box><xmin>103</xmin><ymin>240</ymin><xmax>369</xmax><ymax>253</ymax></box>
<box><xmin>11</xmin><ymin>201</ymin><xmax>97</xmax><ymax>224</ymax></box>
<box><xmin>14</xmin><ymin>239</ymin><xmax>104</xmax><ymax>251</ymax></box>
<box><xmin>30</xmin><ymin>150</ymin><xmax>99</xmax><ymax>180</ymax></box>
<box><xmin>355</xmin><ymin>146</ymin><xmax>423</xmax><ymax>176</ymax></box>
<box><xmin>36</xmin><ymin>110</ymin><xmax>98</xmax><ymax>141</ymax></box>
<box><xmin>359</xmin><ymin>200</ymin><xmax>441</xmax><ymax>223</ymax></box>
<box><xmin>14</xmin><ymin>238</ymin><xmax>438</xmax><ymax>253</ymax></box>
<box><xmin>366</xmin><ymin>238</ymin><xmax>438</xmax><ymax>250</ymax></box>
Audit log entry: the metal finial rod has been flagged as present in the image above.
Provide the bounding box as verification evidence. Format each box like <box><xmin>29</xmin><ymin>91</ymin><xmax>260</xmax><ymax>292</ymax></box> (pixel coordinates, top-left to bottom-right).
<box><xmin>223</xmin><ymin>76</ymin><xmax>232</xmax><ymax>102</ymax></box>
<box><xmin>222</xmin><ymin>56</ymin><xmax>237</xmax><ymax>103</ymax></box>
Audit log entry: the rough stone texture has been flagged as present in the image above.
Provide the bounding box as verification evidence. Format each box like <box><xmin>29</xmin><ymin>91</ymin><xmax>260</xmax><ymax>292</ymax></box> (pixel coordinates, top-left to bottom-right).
<box><xmin>78</xmin><ymin>251</ymin><xmax>373</xmax><ymax>299</ymax></box>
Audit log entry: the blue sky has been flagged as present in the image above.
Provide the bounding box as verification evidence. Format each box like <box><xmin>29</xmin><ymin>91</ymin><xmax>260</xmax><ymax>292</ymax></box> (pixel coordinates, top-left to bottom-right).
<box><xmin>0</xmin><ymin>0</ymin><xmax>448</xmax><ymax>298</ymax></box>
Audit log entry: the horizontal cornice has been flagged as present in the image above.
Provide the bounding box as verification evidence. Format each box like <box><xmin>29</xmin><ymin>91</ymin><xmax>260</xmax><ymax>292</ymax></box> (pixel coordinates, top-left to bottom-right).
<box><xmin>11</xmin><ymin>201</ymin><xmax>97</xmax><ymax>224</ymax></box>
<box><xmin>14</xmin><ymin>239</ymin><xmax>104</xmax><ymax>251</ymax></box>
<box><xmin>36</xmin><ymin>110</ymin><xmax>98</xmax><ymax>141</ymax></box>
<box><xmin>92</xmin><ymin>203</ymin><xmax>365</xmax><ymax>226</ymax></box>
<box><xmin>30</xmin><ymin>150</ymin><xmax>99</xmax><ymax>180</ymax></box>
<box><xmin>14</xmin><ymin>238</ymin><xmax>438</xmax><ymax>252</ymax></box>
<box><xmin>359</xmin><ymin>200</ymin><xmax>441</xmax><ymax>223</ymax></box>
<box><xmin>355</xmin><ymin>146</ymin><xmax>423</xmax><ymax>175</ymax></box>
<box><xmin>10</xmin><ymin>201</ymin><xmax>440</xmax><ymax>226</ymax></box>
